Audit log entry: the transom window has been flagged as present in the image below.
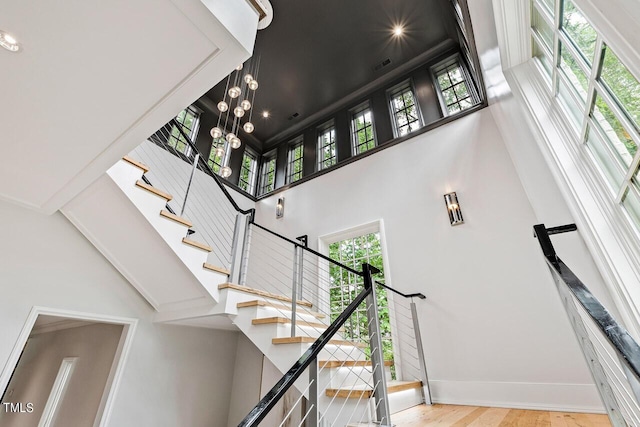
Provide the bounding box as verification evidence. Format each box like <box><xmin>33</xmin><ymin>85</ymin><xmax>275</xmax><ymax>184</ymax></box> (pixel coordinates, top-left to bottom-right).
<box><xmin>317</xmin><ymin>122</ymin><xmax>337</xmax><ymax>171</ymax></box>
<box><xmin>434</xmin><ymin>58</ymin><xmax>477</xmax><ymax>115</ymax></box>
<box><xmin>169</xmin><ymin>106</ymin><xmax>200</xmax><ymax>155</ymax></box>
<box><xmin>258</xmin><ymin>151</ymin><xmax>277</xmax><ymax>196</ymax></box>
<box><xmin>530</xmin><ymin>0</ymin><xmax>640</xmax><ymax>229</ymax></box>
<box><xmin>238</xmin><ymin>149</ymin><xmax>258</xmax><ymax>194</ymax></box>
<box><xmin>351</xmin><ymin>105</ymin><xmax>376</xmax><ymax>155</ymax></box>
<box><xmin>286</xmin><ymin>138</ymin><xmax>304</xmax><ymax>184</ymax></box>
<box><xmin>389</xmin><ymin>83</ymin><xmax>421</xmax><ymax>137</ymax></box>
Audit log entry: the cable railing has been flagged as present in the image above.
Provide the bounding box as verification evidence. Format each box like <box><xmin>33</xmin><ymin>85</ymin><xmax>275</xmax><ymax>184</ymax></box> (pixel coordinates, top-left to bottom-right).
<box><xmin>239</xmin><ymin>221</ymin><xmax>430</xmax><ymax>425</ymax></box>
<box><xmin>534</xmin><ymin>223</ymin><xmax>640</xmax><ymax>427</ymax></box>
<box><xmin>126</xmin><ymin>118</ymin><xmax>431</xmax><ymax>426</ymax></box>
<box><xmin>129</xmin><ymin>119</ymin><xmax>254</xmax><ymax>274</ymax></box>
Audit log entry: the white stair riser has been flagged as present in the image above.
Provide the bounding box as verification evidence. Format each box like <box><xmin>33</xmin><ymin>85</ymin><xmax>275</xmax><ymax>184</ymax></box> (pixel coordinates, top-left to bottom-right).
<box><xmin>320</xmin><ymin>365</ymin><xmax>392</xmax><ymax>389</ymax></box>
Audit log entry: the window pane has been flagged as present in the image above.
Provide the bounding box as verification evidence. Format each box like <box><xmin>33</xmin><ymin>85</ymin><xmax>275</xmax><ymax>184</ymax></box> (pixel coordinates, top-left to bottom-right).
<box><xmin>623</xmin><ymin>188</ymin><xmax>640</xmax><ymax>229</ymax></box>
<box><xmin>539</xmin><ymin>0</ymin><xmax>555</xmax><ymax>14</ymax></box>
<box><xmin>532</xmin><ymin>39</ymin><xmax>553</xmax><ymax>83</ymax></box>
<box><xmin>561</xmin><ymin>0</ymin><xmax>597</xmax><ymax>64</ymax></box>
<box><xmin>585</xmin><ymin>126</ymin><xmax>626</xmax><ymax>189</ymax></box>
<box><xmin>592</xmin><ymin>94</ymin><xmax>637</xmax><ymax>165</ymax></box>
<box><xmin>557</xmin><ymin>77</ymin><xmax>584</xmax><ymax>130</ymax></box>
<box><xmin>390</xmin><ymin>86</ymin><xmax>420</xmax><ymax>135</ymax></box>
<box><xmin>560</xmin><ymin>43</ymin><xmax>589</xmax><ymax>100</ymax></box>
<box><xmin>600</xmin><ymin>46</ymin><xmax>640</xmax><ymax>134</ymax></box>
<box><xmin>532</xmin><ymin>6</ymin><xmax>554</xmax><ymax>50</ymax></box>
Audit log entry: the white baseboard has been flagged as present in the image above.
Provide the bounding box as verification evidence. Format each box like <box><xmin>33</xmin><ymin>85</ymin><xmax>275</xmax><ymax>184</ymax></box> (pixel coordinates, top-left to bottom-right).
<box><xmin>429</xmin><ymin>380</ymin><xmax>605</xmax><ymax>414</ymax></box>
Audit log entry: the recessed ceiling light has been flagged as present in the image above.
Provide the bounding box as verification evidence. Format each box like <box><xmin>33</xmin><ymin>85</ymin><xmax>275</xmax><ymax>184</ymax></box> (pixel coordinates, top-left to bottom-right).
<box><xmin>262</xmin><ymin>111</ymin><xmax>270</xmax><ymax>118</ymax></box>
<box><xmin>393</xmin><ymin>26</ymin><xmax>404</xmax><ymax>37</ymax></box>
<box><xmin>0</xmin><ymin>30</ymin><xmax>21</xmax><ymax>52</ymax></box>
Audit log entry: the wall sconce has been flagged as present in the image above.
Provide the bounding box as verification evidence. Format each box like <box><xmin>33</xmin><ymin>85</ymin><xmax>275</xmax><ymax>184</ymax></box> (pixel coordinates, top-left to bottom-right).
<box><xmin>444</xmin><ymin>192</ymin><xmax>464</xmax><ymax>226</ymax></box>
<box><xmin>276</xmin><ymin>197</ymin><xmax>285</xmax><ymax>219</ymax></box>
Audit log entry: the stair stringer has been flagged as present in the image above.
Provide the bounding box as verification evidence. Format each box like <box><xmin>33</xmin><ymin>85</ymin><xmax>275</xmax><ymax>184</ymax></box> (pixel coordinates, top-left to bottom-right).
<box><xmin>63</xmin><ymin>159</ymin><xmax>229</xmax><ymax>312</ymax></box>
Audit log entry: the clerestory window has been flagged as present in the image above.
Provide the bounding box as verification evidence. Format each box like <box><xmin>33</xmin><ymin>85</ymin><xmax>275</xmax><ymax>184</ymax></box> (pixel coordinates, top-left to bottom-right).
<box><xmin>168</xmin><ymin>105</ymin><xmax>200</xmax><ymax>155</ymax></box>
<box><xmin>433</xmin><ymin>57</ymin><xmax>478</xmax><ymax>116</ymax></box>
<box><xmin>286</xmin><ymin>138</ymin><xmax>304</xmax><ymax>184</ymax></box>
<box><xmin>258</xmin><ymin>150</ymin><xmax>277</xmax><ymax>196</ymax></box>
<box><xmin>238</xmin><ymin>148</ymin><xmax>258</xmax><ymax>195</ymax></box>
<box><xmin>351</xmin><ymin>104</ymin><xmax>376</xmax><ymax>155</ymax></box>
<box><xmin>317</xmin><ymin>122</ymin><xmax>337</xmax><ymax>171</ymax></box>
<box><xmin>530</xmin><ymin>0</ymin><xmax>640</xmax><ymax>230</ymax></box>
<box><xmin>388</xmin><ymin>82</ymin><xmax>422</xmax><ymax>137</ymax></box>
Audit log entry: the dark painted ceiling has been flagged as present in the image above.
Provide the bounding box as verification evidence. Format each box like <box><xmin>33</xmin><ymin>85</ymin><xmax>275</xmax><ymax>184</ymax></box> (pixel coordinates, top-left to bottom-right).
<box><xmin>205</xmin><ymin>0</ymin><xmax>459</xmax><ymax>148</ymax></box>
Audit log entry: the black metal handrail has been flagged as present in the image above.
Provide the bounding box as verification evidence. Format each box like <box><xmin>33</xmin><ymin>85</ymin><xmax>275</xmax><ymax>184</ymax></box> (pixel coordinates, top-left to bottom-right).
<box><xmin>250</xmin><ymin>222</ymin><xmax>426</xmax><ymax>299</ymax></box>
<box><xmin>167</xmin><ymin>118</ymin><xmax>254</xmax><ymax>216</ymax></box>
<box><xmin>238</xmin><ymin>266</ymin><xmax>374</xmax><ymax>427</ymax></box>
<box><xmin>534</xmin><ymin>223</ymin><xmax>640</xmax><ymax>382</ymax></box>
<box><xmin>376</xmin><ymin>280</ymin><xmax>426</xmax><ymax>299</ymax></box>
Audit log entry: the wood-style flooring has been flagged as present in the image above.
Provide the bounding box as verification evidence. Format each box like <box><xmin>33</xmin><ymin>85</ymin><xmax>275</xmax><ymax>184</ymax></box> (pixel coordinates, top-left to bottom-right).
<box><xmin>391</xmin><ymin>404</ymin><xmax>611</xmax><ymax>426</ymax></box>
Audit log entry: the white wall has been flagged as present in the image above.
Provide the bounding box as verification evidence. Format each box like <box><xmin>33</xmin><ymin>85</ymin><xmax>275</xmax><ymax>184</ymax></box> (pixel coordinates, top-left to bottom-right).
<box><xmin>0</xmin><ymin>323</ymin><xmax>123</xmax><ymax>427</ymax></box>
<box><xmin>0</xmin><ymin>200</ymin><xmax>240</xmax><ymax>426</ymax></box>
<box><xmin>226</xmin><ymin>334</ymin><xmax>264</xmax><ymax>427</ymax></box>
<box><xmin>253</xmin><ymin>108</ymin><xmax>604</xmax><ymax>411</ymax></box>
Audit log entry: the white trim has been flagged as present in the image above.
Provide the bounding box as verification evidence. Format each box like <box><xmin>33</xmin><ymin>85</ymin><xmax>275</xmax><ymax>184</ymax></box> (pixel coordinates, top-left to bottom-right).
<box><xmin>38</xmin><ymin>357</ymin><xmax>78</xmax><ymax>427</ymax></box>
<box><xmin>429</xmin><ymin>379</ymin><xmax>604</xmax><ymax>413</ymax></box>
<box><xmin>506</xmin><ymin>62</ymin><xmax>640</xmax><ymax>339</ymax></box>
<box><xmin>0</xmin><ymin>307</ymin><xmax>138</xmax><ymax>427</ymax></box>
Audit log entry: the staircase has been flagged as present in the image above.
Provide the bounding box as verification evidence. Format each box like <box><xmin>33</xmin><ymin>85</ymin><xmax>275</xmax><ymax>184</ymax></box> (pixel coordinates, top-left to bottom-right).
<box><xmin>63</xmin><ymin>127</ymin><xmax>428</xmax><ymax>426</ymax></box>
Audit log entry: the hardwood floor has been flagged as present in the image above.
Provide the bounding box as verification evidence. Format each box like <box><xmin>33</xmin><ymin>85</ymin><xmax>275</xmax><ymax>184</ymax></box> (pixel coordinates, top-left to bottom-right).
<box><xmin>390</xmin><ymin>404</ymin><xmax>611</xmax><ymax>426</ymax></box>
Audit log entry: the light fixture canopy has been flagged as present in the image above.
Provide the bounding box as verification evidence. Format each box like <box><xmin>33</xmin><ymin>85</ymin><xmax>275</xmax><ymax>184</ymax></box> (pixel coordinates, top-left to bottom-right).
<box><xmin>276</xmin><ymin>197</ymin><xmax>285</xmax><ymax>219</ymax></box>
<box><xmin>0</xmin><ymin>30</ymin><xmax>20</xmax><ymax>52</ymax></box>
<box><xmin>444</xmin><ymin>192</ymin><xmax>464</xmax><ymax>226</ymax></box>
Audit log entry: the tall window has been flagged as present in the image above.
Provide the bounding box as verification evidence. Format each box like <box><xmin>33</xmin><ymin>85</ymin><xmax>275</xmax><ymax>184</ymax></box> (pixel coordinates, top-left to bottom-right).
<box><xmin>286</xmin><ymin>138</ymin><xmax>304</xmax><ymax>184</ymax></box>
<box><xmin>433</xmin><ymin>58</ymin><xmax>478</xmax><ymax>115</ymax></box>
<box><xmin>389</xmin><ymin>83</ymin><xmax>421</xmax><ymax>137</ymax></box>
<box><xmin>169</xmin><ymin>106</ymin><xmax>200</xmax><ymax>155</ymax></box>
<box><xmin>258</xmin><ymin>151</ymin><xmax>277</xmax><ymax>195</ymax></box>
<box><xmin>530</xmin><ymin>0</ymin><xmax>640</xmax><ymax>229</ymax></box>
<box><xmin>238</xmin><ymin>149</ymin><xmax>258</xmax><ymax>194</ymax></box>
<box><xmin>351</xmin><ymin>104</ymin><xmax>376</xmax><ymax>155</ymax></box>
<box><xmin>207</xmin><ymin>137</ymin><xmax>228</xmax><ymax>174</ymax></box>
<box><xmin>317</xmin><ymin>122</ymin><xmax>337</xmax><ymax>171</ymax></box>
<box><xmin>328</xmin><ymin>232</ymin><xmax>394</xmax><ymax>368</ymax></box>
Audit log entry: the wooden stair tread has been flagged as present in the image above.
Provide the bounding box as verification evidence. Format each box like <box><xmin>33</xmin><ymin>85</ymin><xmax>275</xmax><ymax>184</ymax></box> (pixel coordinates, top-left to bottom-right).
<box><xmin>219</xmin><ymin>284</ymin><xmax>313</xmax><ymax>308</ymax></box>
<box><xmin>272</xmin><ymin>336</ymin><xmax>367</xmax><ymax>348</ymax></box>
<box><xmin>252</xmin><ymin>317</ymin><xmax>332</xmax><ymax>330</ymax></box>
<box><xmin>325</xmin><ymin>380</ymin><xmax>422</xmax><ymax>399</ymax></box>
<box><xmin>122</xmin><ymin>156</ymin><xmax>150</xmax><ymax>173</ymax></box>
<box><xmin>203</xmin><ymin>263</ymin><xmax>230</xmax><ymax>275</ymax></box>
<box><xmin>135</xmin><ymin>180</ymin><xmax>173</xmax><ymax>201</ymax></box>
<box><xmin>182</xmin><ymin>238</ymin><xmax>212</xmax><ymax>252</ymax></box>
<box><xmin>237</xmin><ymin>300</ymin><xmax>326</xmax><ymax>319</ymax></box>
<box><xmin>318</xmin><ymin>360</ymin><xmax>394</xmax><ymax>369</ymax></box>
<box><xmin>160</xmin><ymin>210</ymin><xmax>193</xmax><ymax>228</ymax></box>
